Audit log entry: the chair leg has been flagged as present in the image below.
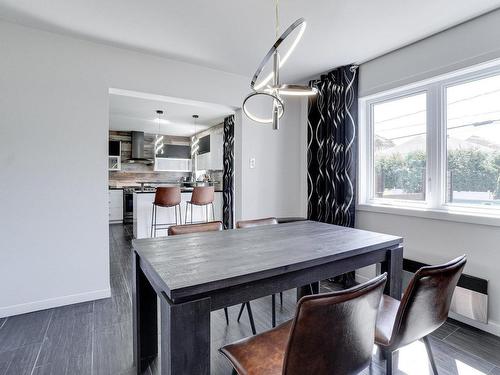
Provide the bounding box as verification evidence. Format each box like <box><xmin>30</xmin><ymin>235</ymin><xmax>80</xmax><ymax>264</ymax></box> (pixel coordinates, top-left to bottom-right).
<box><xmin>423</xmin><ymin>336</ymin><xmax>439</xmax><ymax>375</ymax></box>
<box><xmin>153</xmin><ymin>204</ymin><xmax>157</xmax><ymax>238</ymax></box>
<box><xmin>211</xmin><ymin>202</ymin><xmax>215</xmax><ymax>221</ymax></box>
<box><xmin>190</xmin><ymin>203</ymin><xmax>193</xmax><ymax>224</ymax></box>
<box><xmin>224</xmin><ymin>307</ymin><xmax>229</xmax><ymax>325</ymax></box>
<box><xmin>246</xmin><ymin>302</ymin><xmax>257</xmax><ymax>335</ymax></box>
<box><xmin>271</xmin><ymin>294</ymin><xmax>276</xmax><ymax>328</ymax></box>
<box><xmin>236</xmin><ymin>303</ymin><xmax>245</xmax><ymax>322</ymax></box>
<box><xmin>279</xmin><ymin>291</ymin><xmax>283</xmax><ymax>306</ymax></box>
<box><xmin>385</xmin><ymin>350</ymin><xmax>393</xmax><ymax>375</ymax></box>
<box><xmin>150</xmin><ymin>203</ymin><xmax>155</xmax><ymax>238</ymax></box>
<box><xmin>184</xmin><ymin>202</ymin><xmax>189</xmax><ymax>224</ymax></box>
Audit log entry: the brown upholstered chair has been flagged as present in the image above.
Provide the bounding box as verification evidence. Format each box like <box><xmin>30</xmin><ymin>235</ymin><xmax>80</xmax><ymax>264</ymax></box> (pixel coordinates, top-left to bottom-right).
<box><xmin>236</xmin><ymin>217</ymin><xmax>278</xmax><ymax>229</ymax></box>
<box><xmin>235</xmin><ymin>218</ymin><xmax>280</xmax><ymax>334</ymax></box>
<box><xmin>375</xmin><ymin>255</ymin><xmax>467</xmax><ymax>375</ymax></box>
<box><xmin>167</xmin><ymin>221</ymin><xmax>228</xmax><ymax>324</ymax></box>
<box><xmin>220</xmin><ymin>273</ymin><xmax>387</xmax><ymax>375</ymax></box>
<box><xmin>185</xmin><ymin>186</ymin><xmax>215</xmax><ymax>224</ymax></box>
<box><xmin>167</xmin><ymin>221</ymin><xmax>223</xmax><ymax>236</ymax></box>
<box><xmin>150</xmin><ymin>186</ymin><xmax>182</xmax><ymax>237</ymax></box>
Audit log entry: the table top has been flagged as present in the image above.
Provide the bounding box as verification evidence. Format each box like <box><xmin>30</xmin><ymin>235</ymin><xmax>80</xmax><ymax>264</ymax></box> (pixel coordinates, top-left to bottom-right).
<box><xmin>132</xmin><ymin>221</ymin><xmax>402</xmax><ymax>301</ymax></box>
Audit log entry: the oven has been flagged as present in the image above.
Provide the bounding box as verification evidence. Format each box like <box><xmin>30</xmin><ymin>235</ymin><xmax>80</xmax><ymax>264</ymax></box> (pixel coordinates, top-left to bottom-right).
<box><xmin>123</xmin><ymin>188</ymin><xmax>134</xmax><ymax>224</ymax></box>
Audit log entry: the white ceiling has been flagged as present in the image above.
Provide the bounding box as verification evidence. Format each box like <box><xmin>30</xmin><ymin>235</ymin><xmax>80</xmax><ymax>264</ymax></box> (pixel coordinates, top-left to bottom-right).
<box><xmin>1</xmin><ymin>1</ymin><xmax>499</xmax><ymax>82</ymax></box>
<box><xmin>109</xmin><ymin>92</ymin><xmax>233</xmax><ymax>136</ymax></box>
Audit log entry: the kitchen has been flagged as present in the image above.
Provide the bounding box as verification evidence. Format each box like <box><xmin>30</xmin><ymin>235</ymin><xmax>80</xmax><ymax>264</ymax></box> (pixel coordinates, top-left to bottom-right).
<box><xmin>108</xmin><ymin>91</ymin><xmax>234</xmax><ymax>238</ymax></box>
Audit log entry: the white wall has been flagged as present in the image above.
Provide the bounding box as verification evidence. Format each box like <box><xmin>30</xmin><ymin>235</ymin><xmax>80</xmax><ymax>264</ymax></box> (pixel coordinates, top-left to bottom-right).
<box><xmin>239</xmin><ymin>96</ymin><xmax>307</xmax><ymax>220</ymax></box>
<box><xmin>359</xmin><ymin>8</ymin><xmax>500</xmax><ymax>97</ymax></box>
<box><xmin>357</xmin><ymin>8</ymin><xmax>500</xmax><ymax>335</ymax></box>
<box><xmin>0</xmin><ymin>20</ymin><xmax>305</xmax><ymax>317</ymax></box>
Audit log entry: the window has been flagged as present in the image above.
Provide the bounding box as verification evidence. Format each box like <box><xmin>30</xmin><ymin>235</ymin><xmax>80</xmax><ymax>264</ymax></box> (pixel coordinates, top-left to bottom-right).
<box><xmin>446</xmin><ymin>75</ymin><xmax>500</xmax><ymax>208</ymax></box>
<box><xmin>373</xmin><ymin>93</ymin><xmax>427</xmax><ymax>201</ymax></box>
<box><xmin>360</xmin><ymin>60</ymin><xmax>500</xmax><ymax>218</ymax></box>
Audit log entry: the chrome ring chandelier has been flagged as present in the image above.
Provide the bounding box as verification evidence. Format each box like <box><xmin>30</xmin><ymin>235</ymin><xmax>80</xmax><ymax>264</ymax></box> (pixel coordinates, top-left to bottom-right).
<box><xmin>243</xmin><ymin>0</ymin><xmax>317</xmax><ymax>130</ymax></box>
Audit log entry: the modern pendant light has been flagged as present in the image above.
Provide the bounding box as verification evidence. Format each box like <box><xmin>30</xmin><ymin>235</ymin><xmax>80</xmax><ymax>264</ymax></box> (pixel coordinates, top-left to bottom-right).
<box><xmin>154</xmin><ymin>110</ymin><xmax>164</xmax><ymax>155</ymax></box>
<box><xmin>243</xmin><ymin>0</ymin><xmax>317</xmax><ymax>130</ymax></box>
<box><xmin>191</xmin><ymin>115</ymin><xmax>200</xmax><ymax>156</ymax></box>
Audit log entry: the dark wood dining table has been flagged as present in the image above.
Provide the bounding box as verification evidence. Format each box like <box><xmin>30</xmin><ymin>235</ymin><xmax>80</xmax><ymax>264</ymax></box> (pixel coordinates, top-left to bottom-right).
<box><xmin>132</xmin><ymin>220</ymin><xmax>403</xmax><ymax>375</ymax></box>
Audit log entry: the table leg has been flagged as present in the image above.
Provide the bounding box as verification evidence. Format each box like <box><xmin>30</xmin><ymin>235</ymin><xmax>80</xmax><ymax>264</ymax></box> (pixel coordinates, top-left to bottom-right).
<box><xmin>381</xmin><ymin>245</ymin><xmax>403</xmax><ymax>300</ymax></box>
<box><xmin>297</xmin><ymin>281</ymin><xmax>320</xmax><ymax>301</ymax></box>
<box><xmin>160</xmin><ymin>295</ymin><xmax>211</xmax><ymax>375</ymax></box>
<box><xmin>133</xmin><ymin>251</ymin><xmax>158</xmax><ymax>374</ymax></box>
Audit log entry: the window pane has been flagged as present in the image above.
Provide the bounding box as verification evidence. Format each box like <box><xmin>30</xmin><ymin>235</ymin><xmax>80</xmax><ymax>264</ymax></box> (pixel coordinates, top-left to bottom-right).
<box><xmin>373</xmin><ymin>93</ymin><xmax>427</xmax><ymax>201</ymax></box>
<box><xmin>446</xmin><ymin>74</ymin><xmax>500</xmax><ymax>207</ymax></box>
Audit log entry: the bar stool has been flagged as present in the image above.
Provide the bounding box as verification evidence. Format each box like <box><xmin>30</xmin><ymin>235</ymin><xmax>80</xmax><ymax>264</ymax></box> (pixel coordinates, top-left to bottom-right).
<box><xmin>185</xmin><ymin>186</ymin><xmax>215</xmax><ymax>224</ymax></box>
<box><xmin>150</xmin><ymin>187</ymin><xmax>182</xmax><ymax>237</ymax></box>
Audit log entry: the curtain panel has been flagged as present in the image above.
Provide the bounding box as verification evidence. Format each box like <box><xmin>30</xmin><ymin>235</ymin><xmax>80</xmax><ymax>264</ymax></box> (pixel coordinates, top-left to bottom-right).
<box><xmin>307</xmin><ymin>65</ymin><xmax>359</xmax><ymax>228</ymax></box>
<box><xmin>222</xmin><ymin>115</ymin><xmax>235</xmax><ymax>229</ymax></box>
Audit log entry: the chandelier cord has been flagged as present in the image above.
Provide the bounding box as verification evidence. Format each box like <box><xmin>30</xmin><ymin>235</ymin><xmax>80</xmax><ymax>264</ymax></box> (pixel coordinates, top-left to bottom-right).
<box><xmin>275</xmin><ymin>0</ymin><xmax>279</xmax><ymax>39</ymax></box>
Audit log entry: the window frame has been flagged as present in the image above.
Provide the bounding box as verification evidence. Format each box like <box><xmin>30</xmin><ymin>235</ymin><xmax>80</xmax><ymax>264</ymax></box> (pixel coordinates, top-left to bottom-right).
<box><xmin>358</xmin><ymin>58</ymin><xmax>500</xmax><ymax>225</ymax></box>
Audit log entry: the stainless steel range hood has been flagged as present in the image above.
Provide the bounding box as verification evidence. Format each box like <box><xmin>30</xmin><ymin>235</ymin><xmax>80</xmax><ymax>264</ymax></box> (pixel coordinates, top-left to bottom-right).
<box><xmin>126</xmin><ymin>131</ymin><xmax>154</xmax><ymax>165</ymax></box>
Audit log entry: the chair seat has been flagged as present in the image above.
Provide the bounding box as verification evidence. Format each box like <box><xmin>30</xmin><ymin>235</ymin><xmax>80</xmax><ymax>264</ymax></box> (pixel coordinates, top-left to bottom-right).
<box><xmin>375</xmin><ymin>294</ymin><xmax>400</xmax><ymax>347</ymax></box>
<box><xmin>220</xmin><ymin>320</ymin><xmax>292</xmax><ymax>375</ymax></box>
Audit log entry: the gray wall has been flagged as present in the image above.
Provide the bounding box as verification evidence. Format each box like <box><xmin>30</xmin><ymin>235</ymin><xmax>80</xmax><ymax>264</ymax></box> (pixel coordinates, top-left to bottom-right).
<box><xmin>357</xmin><ymin>8</ymin><xmax>500</xmax><ymax>335</ymax></box>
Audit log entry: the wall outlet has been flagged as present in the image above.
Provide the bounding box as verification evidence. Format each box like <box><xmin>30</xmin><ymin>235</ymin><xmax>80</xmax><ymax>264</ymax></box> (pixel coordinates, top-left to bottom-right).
<box><xmin>249</xmin><ymin>157</ymin><xmax>256</xmax><ymax>169</ymax></box>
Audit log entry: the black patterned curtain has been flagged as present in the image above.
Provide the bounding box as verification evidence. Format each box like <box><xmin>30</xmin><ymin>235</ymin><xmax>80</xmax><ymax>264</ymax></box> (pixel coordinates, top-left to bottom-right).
<box><xmin>307</xmin><ymin>65</ymin><xmax>358</xmax><ymax>228</ymax></box>
<box><xmin>222</xmin><ymin>115</ymin><xmax>235</xmax><ymax>229</ymax></box>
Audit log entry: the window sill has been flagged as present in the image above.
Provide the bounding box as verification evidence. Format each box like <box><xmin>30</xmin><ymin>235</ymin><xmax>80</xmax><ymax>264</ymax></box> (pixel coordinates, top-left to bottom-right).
<box><xmin>356</xmin><ymin>203</ymin><xmax>500</xmax><ymax>227</ymax></box>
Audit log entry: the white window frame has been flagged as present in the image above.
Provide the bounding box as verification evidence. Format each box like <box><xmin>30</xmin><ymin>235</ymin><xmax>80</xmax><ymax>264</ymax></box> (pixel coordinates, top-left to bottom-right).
<box><xmin>358</xmin><ymin>58</ymin><xmax>500</xmax><ymax>227</ymax></box>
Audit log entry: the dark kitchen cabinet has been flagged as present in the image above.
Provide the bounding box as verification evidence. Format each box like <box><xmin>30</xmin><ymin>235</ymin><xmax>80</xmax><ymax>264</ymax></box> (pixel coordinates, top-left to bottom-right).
<box><xmin>156</xmin><ymin>144</ymin><xmax>191</xmax><ymax>159</ymax></box>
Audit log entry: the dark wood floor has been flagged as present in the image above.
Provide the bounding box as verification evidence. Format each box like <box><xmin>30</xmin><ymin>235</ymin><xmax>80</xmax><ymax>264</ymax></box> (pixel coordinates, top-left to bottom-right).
<box><xmin>1</xmin><ymin>224</ymin><xmax>500</xmax><ymax>374</ymax></box>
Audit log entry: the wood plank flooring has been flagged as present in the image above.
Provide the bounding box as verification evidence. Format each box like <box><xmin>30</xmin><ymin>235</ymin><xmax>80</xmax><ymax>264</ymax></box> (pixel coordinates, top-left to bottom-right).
<box><xmin>0</xmin><ymin>224</ymin><xmax>499</xmax><ymax>374</ymax></box>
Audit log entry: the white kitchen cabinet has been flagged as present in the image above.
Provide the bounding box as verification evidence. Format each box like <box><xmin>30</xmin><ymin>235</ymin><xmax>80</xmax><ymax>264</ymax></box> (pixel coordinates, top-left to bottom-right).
<box><xmin>109</xmin><ymin>189</ymin><xmax>123</xmax><ymax>223</ymax></box>
<box><xmin>155</xmin><ymin>158</ymin><xmax>191</xmax><ymax>172</ymax></box>
<box><xmin>197</xmin><ymin>153</ymin><xmax>209</xmax><ymax>171</ymax></box>
<box><xmin>197</xmin><ymin>130</ymin><xmax>223</xmax><ymax>171</ymax></box>
<box><xmin>209</xmin><ymin>130</ymin><xmax>223</xmax><ymax>170</ymax></box>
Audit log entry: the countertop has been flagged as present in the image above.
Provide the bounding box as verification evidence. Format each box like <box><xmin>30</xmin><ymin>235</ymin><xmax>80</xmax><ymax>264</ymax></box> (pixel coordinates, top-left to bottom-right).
<box><xmin>133</xmin><ymin>188</ymin><xmax>223</xmax><ymax>194</ymax></box>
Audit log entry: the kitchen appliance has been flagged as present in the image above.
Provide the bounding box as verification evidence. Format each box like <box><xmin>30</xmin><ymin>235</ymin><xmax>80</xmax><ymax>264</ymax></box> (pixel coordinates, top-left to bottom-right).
<box><xmin>123</xmin><ymin>187</ymin><xmax>135</xmax><ymax>224</ymax></box>
<box><xmin>125</xmin><ymin>131</ymin><xmax>154</xmax><ymax>164</ymax></box>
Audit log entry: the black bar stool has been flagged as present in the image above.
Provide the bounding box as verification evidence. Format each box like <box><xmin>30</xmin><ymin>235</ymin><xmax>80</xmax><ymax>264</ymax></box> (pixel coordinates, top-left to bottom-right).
<box><xmin>150</xmin><ymin>187</ymin><xmax>182</xmax><ymax>237</ymax></box>
<box><xmin>185</xmin><ymin>186</ymin><xmax>215</xmax><ymax>224</ymax></box>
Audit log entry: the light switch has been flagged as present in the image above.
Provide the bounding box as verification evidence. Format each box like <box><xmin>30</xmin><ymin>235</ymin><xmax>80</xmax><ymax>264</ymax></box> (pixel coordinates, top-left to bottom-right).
<box><xmin>249</xmin><ymin>157</ymin><xmax>256</xmax><ymax>169</ymax></box>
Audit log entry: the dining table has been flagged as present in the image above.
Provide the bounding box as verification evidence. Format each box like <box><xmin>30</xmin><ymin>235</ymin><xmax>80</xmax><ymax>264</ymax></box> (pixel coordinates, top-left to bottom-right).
<box><xmin>132</xmin><ymin>220</ymin><xmax>403</xmax><ymax>375</ymax></box>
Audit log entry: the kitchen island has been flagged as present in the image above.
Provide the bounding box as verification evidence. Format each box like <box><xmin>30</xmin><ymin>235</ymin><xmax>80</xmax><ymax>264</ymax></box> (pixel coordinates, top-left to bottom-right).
<box><xmin>133</xmin><ymin>188</ymin><xmax>223</xmax><ymax>239</ymax></box>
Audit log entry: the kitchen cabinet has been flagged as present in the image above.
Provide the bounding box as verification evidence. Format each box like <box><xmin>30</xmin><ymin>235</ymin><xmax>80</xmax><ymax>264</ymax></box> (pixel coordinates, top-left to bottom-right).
<box><xmin>155</xmin><ymin>158</ymin><xmax>191</xmax><ymax>172</ymax></box>
<box><xmin>109</xmin><ymin>189</ymin><xmax>123</xmax><ymax>223</ymax></box>
<box><xmin>196</xmin><ymin>152</ymin><xmax>209</xmax><ymax>171</ymax></box>
<box><xmin>210</xmin><ymin>129</ymin><xmax>223</xmax><ymax>170</ymax></box>
<box><xmin>108</xmin><ymin>140</ymin><xmax>121</xmax><ymax>171</ymax></box>
<box><xmin>196</xmin><ymin>130</ymin><xmax>223</xmax><ymax>171</ymax></box>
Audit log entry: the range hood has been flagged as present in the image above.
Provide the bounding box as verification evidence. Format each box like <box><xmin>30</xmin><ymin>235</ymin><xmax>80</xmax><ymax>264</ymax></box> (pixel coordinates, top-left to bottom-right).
<box><xmin>125</xmin><ymin>131</ymin><xmax>154</xmax><ymax>165</ymax></box>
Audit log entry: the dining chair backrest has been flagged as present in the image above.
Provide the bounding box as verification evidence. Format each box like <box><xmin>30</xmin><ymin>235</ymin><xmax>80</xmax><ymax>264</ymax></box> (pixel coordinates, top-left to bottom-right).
<box><xmin>154</xmin><ymin>187</ymin><xmax>181</xmax><ymax>207</ymax></box>
<box><xmin>190</xmin><ymin>186</ymin><xmax>215</xmax><ymax>205</ymax></box>
<box><xmin>282</xmin><ymin>273</ymin><xmax>387</xmax><ymax>375</ymax></box>
<box><xmin>389</xmin><ymin>255</ymin><xmax>466</xmax><ymax>349</ymax></box>
<box><xmin>167</xmin><ymin>221</ymin><xmax>223</xmax><ymax>236</ymax></box>
<box><xmin>236</xmin><ymin>217</ymin><xmax>278</xmax><ymax>229</ymax></box>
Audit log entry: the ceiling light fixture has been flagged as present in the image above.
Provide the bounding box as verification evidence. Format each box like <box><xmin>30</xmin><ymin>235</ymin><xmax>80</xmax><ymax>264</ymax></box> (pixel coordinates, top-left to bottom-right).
<box><xmin>155</xmin><ymin>110</ymin><xmax>164</xmax><ymax>155</ymax></box>
<box><xmin>243</xmin><ymin>0</ymin><xmax>317</xmax><ymax>130</ymax></box>
<box><xmin>191</xmin><ymin>115</ymin><xmax>200</xmax><ymax>156</ymax></box>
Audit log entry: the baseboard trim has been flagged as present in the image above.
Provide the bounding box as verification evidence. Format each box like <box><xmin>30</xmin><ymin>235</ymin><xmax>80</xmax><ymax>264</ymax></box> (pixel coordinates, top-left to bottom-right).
<box><xmin>355</xmin><ymin>272</ymin><xmax>500</xmax><ymax>338</ymax></box>
<box><xmin>0</xmin><ymin>288</ymin><xmax>111</xmax><ymax>318</ymax></box>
